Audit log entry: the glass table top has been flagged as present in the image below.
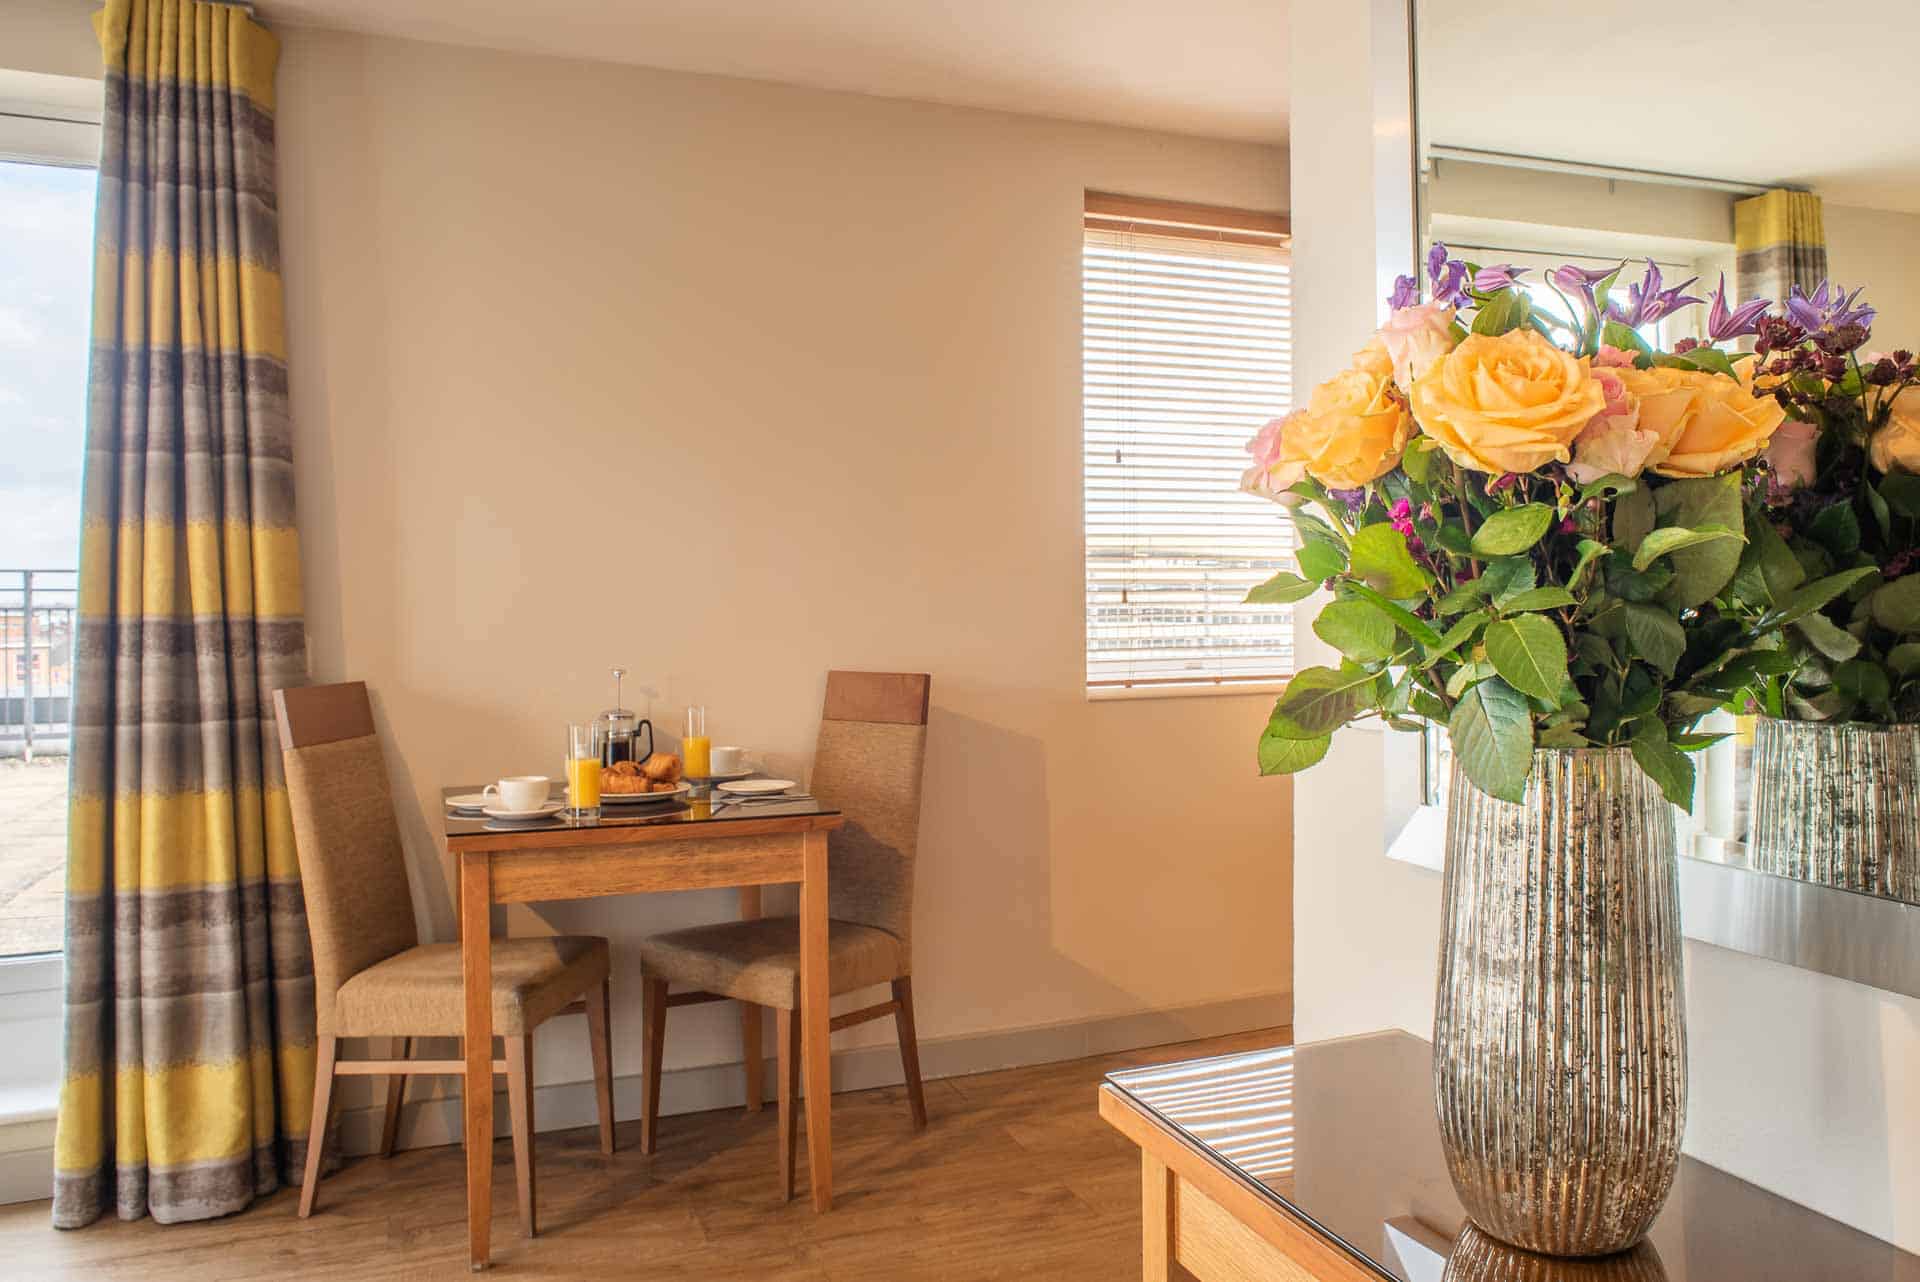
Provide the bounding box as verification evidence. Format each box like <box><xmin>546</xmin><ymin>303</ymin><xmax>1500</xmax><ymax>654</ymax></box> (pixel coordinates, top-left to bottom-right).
<box><xmin>440</xmin><ymin>781</ymin><xmax>838</xmax><ymax>840</ymax></box>
<box><xmin>1106</xmin><ymin>1031</ymin><xmax>1919</xmax><ymax>1282</ymax></box>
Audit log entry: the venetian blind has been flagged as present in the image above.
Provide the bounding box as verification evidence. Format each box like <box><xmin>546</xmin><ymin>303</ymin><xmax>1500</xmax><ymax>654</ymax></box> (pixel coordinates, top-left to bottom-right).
<box><xmin>1083</xmin><ymin>200</ymin><xmax>1295</xmax><ymax>690</ymax></box>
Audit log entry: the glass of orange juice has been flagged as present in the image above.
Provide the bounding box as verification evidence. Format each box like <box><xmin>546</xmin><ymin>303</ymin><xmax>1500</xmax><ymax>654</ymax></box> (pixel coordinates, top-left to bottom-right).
<box><xmin>566</xmin><ymin>722</ymin><xmax>604</xmax><ymax>820</ymax></box>
<box><xmin>683</xmin><ymin>705</ymin><xmax>711</xmax><ymax>779</ymax></box>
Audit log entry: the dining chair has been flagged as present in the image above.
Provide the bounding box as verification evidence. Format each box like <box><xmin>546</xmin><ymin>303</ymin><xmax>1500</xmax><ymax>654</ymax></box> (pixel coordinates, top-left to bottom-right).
<box><xmin>636</xmin><ymin>670</ymin><xmax>932</xmax><ymax>1199</ymax></box>
<box><xmin>276</xmin><ymin>681</ymin><xmax>616</xmax><ymax>1236</ymax></box>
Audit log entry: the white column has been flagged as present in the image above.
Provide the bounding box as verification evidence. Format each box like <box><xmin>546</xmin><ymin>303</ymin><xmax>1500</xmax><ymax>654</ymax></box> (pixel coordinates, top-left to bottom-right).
<box><xmin>1286</xmin><ymin>0</ymin><xmax>1444</xmax><ymax>1043</ymax></box>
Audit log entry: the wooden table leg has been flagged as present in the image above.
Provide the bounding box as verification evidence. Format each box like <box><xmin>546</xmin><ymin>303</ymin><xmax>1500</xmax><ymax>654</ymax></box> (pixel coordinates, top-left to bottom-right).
<box><xmin>738</xmin><ymin>885</ymin><xmax>764</xmax><ymax>1113</ymax></box>
<box><xmin>1143</xmin><ymin>1151</ymin><xmax>1175</xmax><ymax>1282</ymax></box>
<box><xmin>799</xmin><ymin>829</ymin><xmax>832</xmax><ymax>1212</ymax></box>
<box><xmin>461</xmin><ymin>852</ymin><xmax>494</xmax><ymax>1270</ymax></box>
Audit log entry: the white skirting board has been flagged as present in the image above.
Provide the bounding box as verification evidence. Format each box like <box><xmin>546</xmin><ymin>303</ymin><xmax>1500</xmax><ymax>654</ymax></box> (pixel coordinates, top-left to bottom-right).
<box><xmin>0</xmin><ymin>990</ymin><xmax>1291</xmax><ymax>1205</ymax></box>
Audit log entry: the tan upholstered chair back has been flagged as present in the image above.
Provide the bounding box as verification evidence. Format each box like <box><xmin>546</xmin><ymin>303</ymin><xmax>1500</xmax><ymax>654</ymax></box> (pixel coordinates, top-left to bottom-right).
<box><xmin>812</xmin><ymin>672</ymin><xmax>930</xmax><ymax>948</ymax></box>
<box><xmin>274</xmin><ymin>682</ymin><xmax>418</xmax><ymax>1036</ymax></box>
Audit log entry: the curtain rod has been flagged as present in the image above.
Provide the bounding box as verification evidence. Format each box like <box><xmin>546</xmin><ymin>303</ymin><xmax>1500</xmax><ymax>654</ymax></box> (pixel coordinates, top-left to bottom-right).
<box><xmin>1427</xmin><ymin>144</ymin><xmax>1782</xmax><ymax>198</ymax></box>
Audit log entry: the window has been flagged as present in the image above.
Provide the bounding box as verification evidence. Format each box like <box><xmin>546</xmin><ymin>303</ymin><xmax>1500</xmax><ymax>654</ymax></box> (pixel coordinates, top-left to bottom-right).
<box><xmin>1</xmin><ymin>85</ymin><xmax>100</xmax><ymax>961</ymax></box>
<box><xmin>1082</xmin><ymin>193</ymin><xmax>1295</xmax><ymax>693</ymax></box>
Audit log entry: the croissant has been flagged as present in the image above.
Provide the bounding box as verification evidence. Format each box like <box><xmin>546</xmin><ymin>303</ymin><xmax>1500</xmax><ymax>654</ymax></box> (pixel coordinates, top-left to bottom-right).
<box><xmin>602</xmin><ymin>767</ymin><xmax>649</xmax><ymax>794</ymax></box>
<box><xmin>606</xmin><ymin>760</ymin><xmax>643</xmax><ymax>778</ymax></box>
<box><xmin>641</xmin><ymin>752</ymin><xmax>683</xmax><ymax>783</ymax></box>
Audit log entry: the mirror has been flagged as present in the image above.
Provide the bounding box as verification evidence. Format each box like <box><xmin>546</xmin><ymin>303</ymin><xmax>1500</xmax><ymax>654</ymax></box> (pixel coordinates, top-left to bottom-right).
<box><xmin>1410</xmin><ymin>0</ymin><xmax>1920</xmax><ymax>978</ymax></box>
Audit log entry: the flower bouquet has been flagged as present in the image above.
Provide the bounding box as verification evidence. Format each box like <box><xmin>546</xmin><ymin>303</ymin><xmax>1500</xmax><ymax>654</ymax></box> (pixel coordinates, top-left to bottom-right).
<box><xmin>1242</xmin><ymin>246</ymin><xmax>1807</xmax><ymax>806</ymax></box>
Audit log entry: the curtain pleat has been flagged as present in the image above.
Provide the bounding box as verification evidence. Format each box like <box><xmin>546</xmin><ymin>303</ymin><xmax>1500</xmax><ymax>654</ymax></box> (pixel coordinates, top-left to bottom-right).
<box><xmin>53</xmin><ymin>0</ymin><xmax>315</xmax><ymax>1228</ymax></box>
<box><xmin>1734</xmin><ymin>189</ymin><xmax>1828</xmax><ymax>305</ymax></box>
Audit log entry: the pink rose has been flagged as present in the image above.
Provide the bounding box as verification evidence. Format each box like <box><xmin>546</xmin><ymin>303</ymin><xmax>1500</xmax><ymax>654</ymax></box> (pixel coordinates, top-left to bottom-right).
<box><xmin>1765</xmin><ymin>417</ymin><xmax>1819</xmax><ymax>488</ymax></box>
<box><xmin>1567</xmin><ymin>367</ymin><xmax>1662</xmax><ymax>484</ymax></box>
<box><xmin>1376</xmin><ymin>300</ymin><xmax>1457</xmax><ymax>391</ymax></box>
<box><xmin>1593</xmin><ymin>344</ymin><xmax>1639</xmax><ymax>369</ymax></box>
<box><xmin>1240</xmin><ymin>411</ymin><xmax>1309</xmax><ymax>506</ymax></box>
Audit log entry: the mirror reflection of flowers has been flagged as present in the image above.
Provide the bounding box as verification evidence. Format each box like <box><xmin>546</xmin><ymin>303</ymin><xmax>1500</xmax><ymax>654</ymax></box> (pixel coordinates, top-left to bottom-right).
<box><xmin>1235</xmin><ymin>244</ymin><xmax>1899</xmax><ymax>804</ymax></box>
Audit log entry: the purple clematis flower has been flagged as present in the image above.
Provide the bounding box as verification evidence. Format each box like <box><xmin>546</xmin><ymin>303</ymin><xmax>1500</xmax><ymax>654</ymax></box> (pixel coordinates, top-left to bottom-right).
<box><xmin>1605</xmin><ymin>260</ymin><xmax>1704</xmax><ymax>329</ymax></box>
<box><xmin>1705</xmin><ymin>272</ymin><xmax>1770</xmax><ymax>342</ymax></box>
<box><xmin>1388</xmin><ymin>273</ymin><xmax>1420</xmax><ymax>310</ymax></box>
<box><xmin>1784</xmin><ymin>279</ymin><xmax>1875</xmax><ymax>344</ymax></box>
<box><xmin>1472</xmin><ymin>264</ymin><xmax>1528</xmax><ymax>293</ymax></box>
<box><xmin>1545</xmin><ymin>263</ymin><xmax>1617</xmax><ymax>322</ymax></box>
<box><xmin>1426</xmin><ymin>242</ymin><xmax>1471</xmax><ymax>307</ymax></box>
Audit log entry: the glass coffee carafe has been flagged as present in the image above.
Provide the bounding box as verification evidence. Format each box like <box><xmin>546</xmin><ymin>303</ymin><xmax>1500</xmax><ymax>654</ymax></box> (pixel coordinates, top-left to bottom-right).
<box><xmin>596</xmin><ymin>667</ymin><xmax>654</xmax><ymax>767</ymax></box>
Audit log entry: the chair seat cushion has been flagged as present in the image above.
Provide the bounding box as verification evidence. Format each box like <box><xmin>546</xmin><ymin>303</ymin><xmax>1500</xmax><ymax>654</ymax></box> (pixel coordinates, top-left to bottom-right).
<box><xmin>333</xmin><ymin>936</ymin><xmax>610</xmax><ymax>1037</ymax></box>
<box><xmin>637</xmin><ymin>917</ymin><xmax>906</xmax><ymax>1010</ymax></box>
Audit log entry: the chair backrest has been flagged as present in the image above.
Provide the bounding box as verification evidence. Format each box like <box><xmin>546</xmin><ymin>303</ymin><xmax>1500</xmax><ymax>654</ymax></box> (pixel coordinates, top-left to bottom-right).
<box><xmin>812</xmin><ymin>671</ymin><xmax>930</xmax><ymax>947</ymax></box>
<box><xmin>274</xmin><ymin>682</ymin><xmax>418</xmax><ymax>1035</ymax></box>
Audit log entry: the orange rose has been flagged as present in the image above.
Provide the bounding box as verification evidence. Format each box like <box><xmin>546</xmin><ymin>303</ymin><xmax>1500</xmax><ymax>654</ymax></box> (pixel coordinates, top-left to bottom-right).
<box><xmin>1409</xmin><ymin>329</ymin><xmax>1605</xmax><ymax>474</ymax></box>
<box><xmin>1285</xmin><ymin>342</ymin><xmax>1414</xmax><ymax>488</ymax></box>
<box><xmin>1645</xmin><ymin>362</ymin><xmax>1785</xmax><ymax>478</ymax></box>
<box><xmin>1870</xmin><ymin>386</ymin><xmax>1920</xmax><ymax>474</ymax></box>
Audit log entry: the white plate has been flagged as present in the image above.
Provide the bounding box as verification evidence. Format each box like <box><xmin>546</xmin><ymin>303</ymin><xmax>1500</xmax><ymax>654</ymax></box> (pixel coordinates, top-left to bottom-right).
<box><xmin>600</xmin><ymin>782</ymin><xmax>691</xmax><ymax>805</ymax></box>
<box><xmin>683</xmin><ymin>770</ymin><xmax>754</xmax><ymax>785</ymax></box>
<box><xmin>716</xmin><ymin>778</ymin><xmax>798</xmax><ymax>796</ymax></box>
<box><xmin>446</xmin><ymin>793</ymin><xmax>493</xmax><ymax>811</ymax></box>
<box><xmin>482</xmin><ymin>801</ymin><xmax>566</xmax><ymax>821</ymax></box>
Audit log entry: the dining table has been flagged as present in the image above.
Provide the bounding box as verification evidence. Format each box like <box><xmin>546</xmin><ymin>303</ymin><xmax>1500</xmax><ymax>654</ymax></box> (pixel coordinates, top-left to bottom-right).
<box><xmin>441</xmin><ymin>784</ymin><xmax>845</xmax><ymax>1271</ymax></box>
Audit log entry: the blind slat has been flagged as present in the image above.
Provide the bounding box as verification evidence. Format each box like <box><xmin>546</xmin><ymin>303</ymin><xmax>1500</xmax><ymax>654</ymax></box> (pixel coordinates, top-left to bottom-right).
<box><xmin>1083</xmin><ymin>223</ymin><xmax>1296</xmax><ymax>689</ymax></box>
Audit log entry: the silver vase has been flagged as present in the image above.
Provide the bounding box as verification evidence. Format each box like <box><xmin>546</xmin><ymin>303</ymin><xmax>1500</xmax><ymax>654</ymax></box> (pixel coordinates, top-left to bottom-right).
<box><xmin>1443</xmin><ymin>1225</ymin><xmax>1669</xmax><ymax>1282</ymax></box>
<box><xmin>1435</xmin><ymin>748</ymin><xmax>1686</xmax><ymax>1256</ymax></box>
<box><xmin>1748</xmin><ymin>717</ymin><xmax>1920</xmax><ymax>903</ymax></box>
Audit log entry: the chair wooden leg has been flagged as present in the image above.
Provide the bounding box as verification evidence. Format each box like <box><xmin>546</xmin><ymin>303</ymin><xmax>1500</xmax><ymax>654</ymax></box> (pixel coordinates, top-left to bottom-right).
<box><xmin>892</xmin><ymin>977</ymin><xmax>928</xmax><ymax>1130</ymax></box>
<box><xmin>586</xmin><ymin>978</ymin><xmax>616</xmax><ymax>1156</ymax></box>
<box><xmin>777</xmin><ymin>1006</ymin><xmax>800</xmax><ymax>1203</ymax></box>
<box><xmin>641</xmin><ymin>974</ymin><xmax>668</xmax><ymax>1155</ymax></box>
<box><xmin>506</xmin><ymin>1034</ymin><xmax>536</xmax><ymax>1238</ymax></box>
<box><xmin>379</xmin><ymin>1036</ymin><xmax>411</xmax><ymax>1158</ymax></box>
<box><xmin>298</xmin><ymin>1035</ymin><xmax>339</xmax><ymax>1218</ymax></box>
<box><xmin>741</xmin><ymin>1001</ymin><xmax>765</xmax><ymax>1114</ymax></box>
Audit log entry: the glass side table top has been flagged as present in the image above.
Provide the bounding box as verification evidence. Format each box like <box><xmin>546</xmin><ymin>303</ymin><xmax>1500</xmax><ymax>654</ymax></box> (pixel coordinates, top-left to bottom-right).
<box><xmin>1106</xmin><ymin>1031</ymin><xmax>1919</xmax><ymax>1282</ymax></box>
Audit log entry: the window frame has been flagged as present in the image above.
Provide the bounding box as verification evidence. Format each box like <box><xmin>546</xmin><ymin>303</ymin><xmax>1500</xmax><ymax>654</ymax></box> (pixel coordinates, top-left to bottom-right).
<box><xmin>1081</xmin><ymin>192</ymin><xmax>1297</xmax><ymax>701</ymax></box>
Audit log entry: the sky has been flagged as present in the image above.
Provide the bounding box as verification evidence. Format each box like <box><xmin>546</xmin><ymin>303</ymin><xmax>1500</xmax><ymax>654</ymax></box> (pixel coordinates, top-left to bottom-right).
<box><xmin>0</xmin><ymin>160</ymin><xmax>96</xmax><ymax>573</ymax></box>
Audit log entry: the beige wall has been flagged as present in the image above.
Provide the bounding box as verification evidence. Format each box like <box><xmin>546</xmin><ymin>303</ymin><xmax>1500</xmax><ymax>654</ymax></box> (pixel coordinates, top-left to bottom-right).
<box><xmin>0</xmin><ymin>0</ymin><xmax>98</xmax><ymax>80</ymax></box>
<box><xmin>1826</xmin><ymin>202</ymin><xmax>1920</xmax><ymax>355</ymax></box>
<box><xmin>269</xmin><ymin>28</ymin><xmax>1294</xmax><ymax>1097</ymax></box>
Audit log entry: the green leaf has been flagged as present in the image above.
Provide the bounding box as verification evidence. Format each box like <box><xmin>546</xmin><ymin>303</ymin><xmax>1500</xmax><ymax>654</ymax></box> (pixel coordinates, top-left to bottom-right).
<box><xmin>1879</xmin><ymin>472</ymin><xmax>1920</xmax><ymax>519</ymax></box>
<box><xmin>1267</xmin><ymin>666</ymin><xmax>1378</xmax><ymax>738</ymax></box>
<box><xmin>1480</xmin><ymin>556</ymin><xmax>1537</xmax><ymax>605</ymax></box>
<box><xmin>1410</xmin><ymin>689</ymin><xmax>1451</xmax><ymax>722</ymax></box>
<box><xmin>1601</xmin><ymin>321</ymin><xmax>1653</xmax><ymax>360</ymax></box>
<box><xmin>1348</xmin><ymin>523</ymin><xmax>1432</xmax><ymax>599</ymax></box>
<box><xmin>1421</xmin><ymin>610</ymin><xmax>1490</xmax><ymax>668</ymax></box>
<box><xmin>1632</xmin><ymin>524</ymin><xmax>1742</xmax><ymax>573</ymax></box>
<box><xmin>1870</xmin><ymin>573</ymin><xmax>1920</xmax><ymax>634</ymax></box>
<box><xmin>1771</xmin><ymin>567</ymin><xmax>1879</xmax><ymax>631</ymax></box>
<box><xmin>1577</xmin><ymin>474</ymin><xmax>1637</xmax><ymax>503</ymax></box>
<box><xmin>1448</xmin><ymin>677</ymin><xmax>1535</xmax><ymax>803</ymax></box>
<box><xmin>1342</xmin><ymin>582</ymin><xmax>1445</xmax><ymax>648</ymax></box>
<box><xmin>1313</xmin><ymin>598</ymin><xmax>1398</xmax><ymax>665</ymax></box>
<box><xmin>1670</xmin><ymin>345</ymin><xmax>1738</xmax><ymax>378</ymax></box>
<box><xmin>1629</xmin><ymin>721</ymin><xmax>1696</xmax><ymax>810</ymax></box>
<box><xmin>1296</xmin><ymin>539</ymin><xmax>1346</xmax><ymax>583</ymax></box>
<box><xmin>1471</xmin><ymin>504</ymin><xmax>1555</xmax><ymax>557</ymax></box>
<box><xmin>1570</xmin><ymin>538</ymin><xmax>1611</xmax><ymax>590</ymax></box>
<box><xmin>1257</xmin><ymin>729</ymin><xmax>1332</xmax><ymax>775</ymax></box>
<box><xmin>1245</xmin><ymin>570</ymin><xmax>1321</xmax><ymax>605</ymax></box>
<box><xmin>1435</xmin><ymin>578</ymin><xmax>1491</xmax><ymax>614</ymax></box>
<box><xmin>1433</xmin><ymin>523</ymin><xmax>1475</xmax><ymax>556</ymax></box>
<box><xmin>1652</xmin><ymin>473</ymin><xmax>1745</xmax><ymax>607</ymax></box>
<box><xmin>1808</xmin><ymin>503</ymin><xmax>1862</xmax><ymax>558</ymax></box>
<box><xmin>1794</xmin><ymin>611</ymin><xmax>1861</xmax><ymax>662</ymax></box>
<box><xmin>1834</xmin><ymin>659</ymin><xmax>1892</xmax><ymax>706</ymax></box>
<box><xmin>1401</xmin><ymin>438</ymin><xmax>1438</xmax><ymax>485</ymax></box>
<box><xmin>1612</xmin><ymin>485</ymin><xmax>1656</xmax><ymax>553</ymax></box>
<box><xmin>1672</xmin><ymin>731</ymin><xmax>1731</xmax><ymax>751</ymax></box>
<box><xmin>1494</xmin><ymin>587</ymin><xmax>1577</xmax><ymax>614</ymax></box>
<box><xmin>1889</xmin><ymin>642</ymin><xmax>1920</xmax><ymax>677</ymax></box>
<box><xmin>1621</xmin><ymin>602</ymin><xmax>1686</xmax><ymax>676</ymax></box>
<box><xmin>1483</xmin><ymin>615</ymin><xmax>1569</xmax><ymax>703</ymax></box>
<box><xmin>1470</xmin><ymin>290</ymin><xmax>1531</xmax><ymax>336</ymax></box>
<box><xmin>1741</xmin><ymin>511</ymin><xmax>1807</xmax><ymax>605</ymax></box>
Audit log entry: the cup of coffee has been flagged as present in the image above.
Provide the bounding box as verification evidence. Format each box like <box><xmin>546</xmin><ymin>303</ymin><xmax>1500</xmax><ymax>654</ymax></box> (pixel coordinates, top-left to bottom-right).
<box><xmin>710</xmin><ymin>746</ymin><xmax>752</xmax><ymax>775</ymax></box>
<box><xmin>484</xmin><ymin>775</ymin><xmax>551</xmax><ymax>811</ymax></box>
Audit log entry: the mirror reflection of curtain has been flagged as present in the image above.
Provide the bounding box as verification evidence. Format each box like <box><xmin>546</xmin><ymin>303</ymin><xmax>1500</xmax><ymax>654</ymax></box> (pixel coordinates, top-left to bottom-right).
<box><xmin>1734</xmin><ymin>190</ymin><xmax>1827</xmax><ymax>304</ymax></box>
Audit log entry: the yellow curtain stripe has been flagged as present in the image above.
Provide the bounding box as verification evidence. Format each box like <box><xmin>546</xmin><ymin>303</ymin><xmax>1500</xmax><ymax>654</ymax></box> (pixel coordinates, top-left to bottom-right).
<box><xmin>1734</xmin><ymin>190</ymin><xmax>1825</xmax><ymax>253</ymax></box>
<box><xmin>77</xmin><ymin>521</ymin><xmax>304</xmax><ymax>622</ymax></box>
<box><xmin>67</xmin><ymin>786</ymin><xmax>300</xmax><ymax>895</ymax></box>
<box><xmin>93</xmin><ymin>0</ymin><xmax>280</xmax><ymax>113</ymax></box>
<box><xmin>94</xmin><ymin>246</ymin><xmax>287</xmax><ymax>364</ymax></box>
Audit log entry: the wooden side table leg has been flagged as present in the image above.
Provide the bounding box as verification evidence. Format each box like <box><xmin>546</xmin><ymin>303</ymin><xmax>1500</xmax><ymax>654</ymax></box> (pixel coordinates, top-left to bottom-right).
<box><xmin>799</xmin><ymin>829</ymin><xmax>833</xmax><ymax>1212</ymax></box>
<box><xmin>461</xmin><ymin>852</ymin><xmax>495</xmax><ymax>1271</ymax></box>
<box><xmin>1143</xmin><ymin>1152</ymin><xmax>1175</xmax><ymax>1282</ymax></box>
<box><xmin>738</xmin><ymin>885</ymin><xmax>764</xmax><ymax>1113</ymax></box>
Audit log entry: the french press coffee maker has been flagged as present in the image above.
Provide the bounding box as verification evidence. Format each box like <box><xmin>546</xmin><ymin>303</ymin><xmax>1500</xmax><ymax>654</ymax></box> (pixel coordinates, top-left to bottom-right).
<box><xmin>595</xmin><ymin>667</ymin><xmax>654</xmax><ymax>767</ymax></box>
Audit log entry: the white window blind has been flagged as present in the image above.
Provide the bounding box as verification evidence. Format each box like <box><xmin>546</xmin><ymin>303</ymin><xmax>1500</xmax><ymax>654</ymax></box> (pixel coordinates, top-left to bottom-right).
<box><xmin>1083</xmin><ymin>207</ymin><xmax>1295</xmax><ymax>691</ymax></box>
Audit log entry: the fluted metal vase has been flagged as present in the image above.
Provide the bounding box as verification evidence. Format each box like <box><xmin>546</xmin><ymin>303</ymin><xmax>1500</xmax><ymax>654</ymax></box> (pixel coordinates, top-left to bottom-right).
<box><xmin>1748</xmin><ymin>717</ymin><xmax>1920</xmax><ymax>903</ymax></box>
<box><xmin>1435</xmin><ymin>748</ymin><xmax>1686</xmax><ymax>1257</ymax></box>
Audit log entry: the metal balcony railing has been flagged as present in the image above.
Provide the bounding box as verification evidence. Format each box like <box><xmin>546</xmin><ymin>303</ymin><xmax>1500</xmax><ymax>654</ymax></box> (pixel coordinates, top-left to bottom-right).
<box><xmin>0</xmin><ymin>569</ymin><xmax>76</xmax><ymax>760</ymax></box>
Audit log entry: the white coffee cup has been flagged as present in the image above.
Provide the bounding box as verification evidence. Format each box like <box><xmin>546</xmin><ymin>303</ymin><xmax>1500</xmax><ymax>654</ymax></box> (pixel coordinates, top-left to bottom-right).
<box><xmin>710</xmin><ymin>746</ymin><xmax>752</xmax><ymax>775</ymax></box>
<box><xmin>485</xmin><ymin>775</ymin><xmax>551</xmax><ymax>811</ymax></box>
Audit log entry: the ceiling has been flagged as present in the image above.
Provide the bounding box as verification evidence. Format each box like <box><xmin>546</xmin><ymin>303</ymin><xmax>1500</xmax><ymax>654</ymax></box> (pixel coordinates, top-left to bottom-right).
<box><xmin>1420</xmin><ymin>0</ymin><xmax>1920</xmax><ymax>213</ymax></box>
<box><xmin>262</xmin><ymin>0</ymin><xmax>1291</xmax><ymax>143</ymax></box>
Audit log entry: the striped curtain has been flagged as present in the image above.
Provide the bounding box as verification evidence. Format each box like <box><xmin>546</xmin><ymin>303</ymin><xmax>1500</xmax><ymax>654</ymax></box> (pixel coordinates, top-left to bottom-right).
<box><xmin>1734</xmin><ymin>189</ymin><xmax>1828</xmax><ymax>305</ymax></box>
<box><xmin>53</xmin><ymin>0</ymin><xmax>315</xmax><ymax>1228</ymax></box>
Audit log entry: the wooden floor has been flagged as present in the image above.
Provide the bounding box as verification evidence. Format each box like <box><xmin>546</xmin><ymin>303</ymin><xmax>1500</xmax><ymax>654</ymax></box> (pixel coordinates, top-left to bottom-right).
<box><xmin>0</xmin><ymin>1027</ymin><xmax>1288</xmax><ymax>1281</ymax></box>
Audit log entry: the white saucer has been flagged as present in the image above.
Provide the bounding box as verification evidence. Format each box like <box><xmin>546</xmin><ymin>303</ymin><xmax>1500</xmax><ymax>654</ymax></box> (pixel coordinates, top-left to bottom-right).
<box><xmin>715</xmin><ymin>778</ymin><xmax>798</xmax><ymax>796</ymax></box>
<box><xmin>446</xmin><ymin>792</ymin><xmax>492</xmax><ymax>811</ymax></box>
<box><xmin>482</xmin><ymin>801</ymin><xmax>566</xmax><ymax>821</ymax></box>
